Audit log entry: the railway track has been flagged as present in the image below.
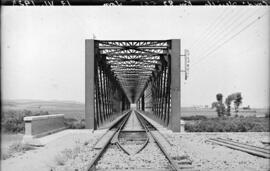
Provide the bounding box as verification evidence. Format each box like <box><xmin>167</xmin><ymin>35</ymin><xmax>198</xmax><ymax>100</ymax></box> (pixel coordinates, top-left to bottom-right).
<box><xmin>135</xmin><ymin>111</ymin><xmax>195</xmax><ymax>170</ymax></box>
<box><xmin>86</xmin><ymin>110</ymin><xmax>194</xmax><ymax>171</ymax></box>
<box><xmin>135</xmin><ymin>112</ymin><xmax>180</xmax><ymax>171</ymax></box>
<box><xmin>86</xmin><ymin>111</ymin><xmax>131</xmax><ymax>171</ymax></box>
<box><xmin>207</xmin><ymin>137</ymin><xmax>270</xmax><ymax>158</ymax></box>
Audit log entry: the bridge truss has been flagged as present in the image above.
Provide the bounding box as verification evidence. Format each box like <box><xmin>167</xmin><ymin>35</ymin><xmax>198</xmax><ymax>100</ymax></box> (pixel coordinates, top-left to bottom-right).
<box><xmin>86</xmin><ymin>39</ymin><xmax>181</xmax><ymax>131</ymax></box>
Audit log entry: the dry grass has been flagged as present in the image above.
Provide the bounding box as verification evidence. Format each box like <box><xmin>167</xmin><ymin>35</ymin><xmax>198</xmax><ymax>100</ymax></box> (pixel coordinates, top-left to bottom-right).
<box><xmin>1</xmin><ymin>142</ymin><xmax>36</xmax><ymax>160</ymax></box>
<box><xmin>54</xmin><ymin>149</ymin><xmax>73</xmax><ymax>165</ymax></box>
<box><xmin>54</xmin><ymin>140</ymin><xmax>83</xmax><ymax>166</ymax></box>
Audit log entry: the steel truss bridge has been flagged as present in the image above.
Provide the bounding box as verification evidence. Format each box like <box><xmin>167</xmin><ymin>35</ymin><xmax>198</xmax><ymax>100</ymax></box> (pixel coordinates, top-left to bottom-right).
<box><xmin>86</xmin><ymin>39</ymin><xmax>188</xmax><ymax>132</ymax></box>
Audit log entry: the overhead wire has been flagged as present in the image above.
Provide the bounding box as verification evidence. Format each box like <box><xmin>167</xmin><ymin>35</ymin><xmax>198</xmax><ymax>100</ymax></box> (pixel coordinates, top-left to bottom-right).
<box><xmin>189</xmin><ymin>8</ymin><xmax>230</xmax><ymax>50</ymax></box>
<box><xmin>192</xmin><ymin>9</ymin><xmax>266</xmax><ymax>66</ymax></box>
<box><xmin>191</xmin><ymin>8</ymin><xmax>252</xmax><ymax>57</ymax></box>
<box><xmin>192</xmin><ymin>8</ymin><xmax>260</xmax><ymax>59</ymax></box>
<box><xmin>184</xmin><ymin>8</ymin><xmax>239</xmax><ymax>80</ymax></box>
<box><xmin>192</xmin><ymin>10</ymin><xmax>269</xmax><ymax>70</ymax></box>
<box><xmin>190</xmin><ymin>8</ymin><xmax>239</xmax><ymax>53</ymax></box>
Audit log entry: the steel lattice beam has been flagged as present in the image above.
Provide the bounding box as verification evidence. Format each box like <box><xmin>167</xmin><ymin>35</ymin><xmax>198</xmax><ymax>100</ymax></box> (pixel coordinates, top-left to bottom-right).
<box><xmin>96</xmin><ymin>40</ymin><xmax>170</xmax><ymax>103</ymax></box>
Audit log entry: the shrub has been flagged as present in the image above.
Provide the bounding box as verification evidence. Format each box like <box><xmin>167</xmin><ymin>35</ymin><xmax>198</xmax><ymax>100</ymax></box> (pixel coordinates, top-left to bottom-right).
<box><xmin>3</xmin><ymin>117</ymin><xmax>25</xmax><ymax>133</ymax></box>
<box><xmin>182</xmin><ymin>115</ymin><xmax>207</xmax><ymax>121</ymax></box>
<box><xmin>64</xmin><ymin>118</ymin><xmax>85</xmax><ymax>129</ymax></box>
<box><xmin>1</xmin><ymin>110</ymin><xmax>50</xmax><ymax>133</ymax></box>
<box><xmin>185</xmin><ymin>117</ymin><xmax>269</xmax><ymax>132</ymax></box>
<box><xmin>249</xmin><ymin>124</ymin><xmax>266</xmax><ymax>132</ymax></box>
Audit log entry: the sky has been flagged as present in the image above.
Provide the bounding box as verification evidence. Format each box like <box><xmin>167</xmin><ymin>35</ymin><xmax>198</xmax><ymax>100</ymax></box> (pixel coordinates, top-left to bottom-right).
<box><xmin>1</xmin><ymin>6</ymin><xmax>269</xmax><ymax>108</ymax></box>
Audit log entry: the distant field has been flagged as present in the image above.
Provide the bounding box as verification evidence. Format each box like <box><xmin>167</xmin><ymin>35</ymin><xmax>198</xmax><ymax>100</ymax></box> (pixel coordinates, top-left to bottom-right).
<box><xmin>2</xmin><ymin>100</ymin><xmax>269</xmax><ymax>120</ymax></box>
<box><xmin>3</xmin><ymin>99</ymin><xmax>85</xmax><ymax>120</ymax></box>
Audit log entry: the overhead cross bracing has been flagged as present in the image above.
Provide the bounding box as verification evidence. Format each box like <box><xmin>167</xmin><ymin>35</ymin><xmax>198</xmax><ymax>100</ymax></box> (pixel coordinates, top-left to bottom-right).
<box><xmin>97</xmin><ymin>40</ymin><xmax>170</xmax><ymax>103</ymax></box>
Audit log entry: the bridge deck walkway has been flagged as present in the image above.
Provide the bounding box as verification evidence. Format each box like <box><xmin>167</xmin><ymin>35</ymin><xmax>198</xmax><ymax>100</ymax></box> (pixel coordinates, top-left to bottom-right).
<box><xmin>122</xmin><ymin>110</ymin><xmax>144</xmax><ymax>131</ymax></box>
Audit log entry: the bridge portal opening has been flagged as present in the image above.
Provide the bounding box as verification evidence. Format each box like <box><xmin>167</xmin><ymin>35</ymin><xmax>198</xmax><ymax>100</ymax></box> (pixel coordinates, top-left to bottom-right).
<box><xmin>86</xmin><ymin>40</ymin><xmax>181</xmax><ymax>131</ymax></box>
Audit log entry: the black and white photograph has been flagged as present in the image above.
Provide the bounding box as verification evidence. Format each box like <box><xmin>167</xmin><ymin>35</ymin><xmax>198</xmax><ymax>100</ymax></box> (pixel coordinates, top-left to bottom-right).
<box><xmin>1</xmin><ymin>5</ymin><xmax>270</xmax><ymax>171</ymax></box>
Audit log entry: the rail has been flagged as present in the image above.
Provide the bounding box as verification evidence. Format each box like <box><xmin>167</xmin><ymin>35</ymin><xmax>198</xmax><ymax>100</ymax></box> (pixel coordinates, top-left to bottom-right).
<box><xmin>135</xmin><ymin>111</ymin><xmax>181</xmax><ymax>171</ymax></box>
<box><xmin>86</xmin><ymin>111</ymin><xmax>131</xmax><ymax>171</ymax></box>
<box><xmin>207</xmin><ymin>138</ymin><xmax>270</xmax><ymax>158</ymax></box>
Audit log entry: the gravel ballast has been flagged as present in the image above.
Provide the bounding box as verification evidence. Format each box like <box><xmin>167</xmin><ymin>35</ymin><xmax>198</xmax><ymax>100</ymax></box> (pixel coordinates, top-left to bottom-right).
<box><xmin>96</xmin><ymin>140</ymin><xmax>174</xmax><ymax>170</ymax></box>
<box><xmin>164</xmin><ymin>132</ymin><xmax>270</xmax><ymax>171</ymax></box>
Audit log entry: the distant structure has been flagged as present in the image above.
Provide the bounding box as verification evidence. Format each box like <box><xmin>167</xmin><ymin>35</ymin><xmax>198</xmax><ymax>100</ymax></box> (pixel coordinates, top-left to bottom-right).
<box><xmin>243</xmin><ymin>105</ymin><xmax>251</xmax><ymax>110</ymax></box>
